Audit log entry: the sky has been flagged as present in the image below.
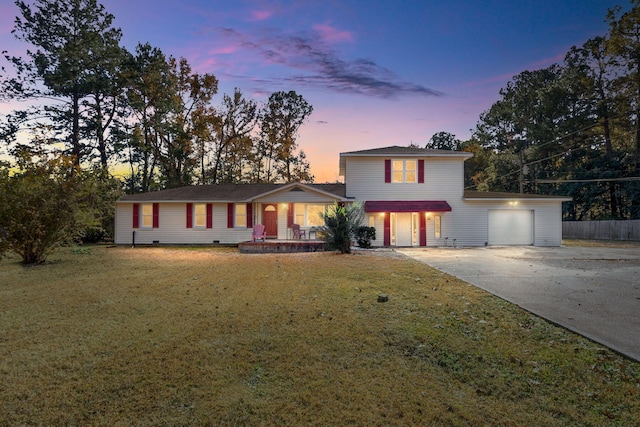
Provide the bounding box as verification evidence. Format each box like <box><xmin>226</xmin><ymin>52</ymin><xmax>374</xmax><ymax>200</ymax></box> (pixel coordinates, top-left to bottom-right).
<box><xmin>0</xmin><ymin>0</ymin><xmax>628</xmax><ymax>182</ymax></box>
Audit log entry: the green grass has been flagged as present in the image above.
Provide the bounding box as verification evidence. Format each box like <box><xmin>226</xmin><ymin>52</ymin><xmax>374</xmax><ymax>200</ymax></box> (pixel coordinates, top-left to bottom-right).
<box><xmin>0</xmin><ymin>246</ymin><xmax>638</xmax><ymax>425</ymax></box>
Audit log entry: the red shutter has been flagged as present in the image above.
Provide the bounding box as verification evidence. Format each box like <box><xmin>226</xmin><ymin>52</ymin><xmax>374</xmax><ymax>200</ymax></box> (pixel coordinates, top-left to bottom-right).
<box><xmin>383</xmin><ymin>213</ymin><xmax>391</xmax><ymax>246</ymax></box>
<box><xmin>384</xmin><ymin>159</ymin><xmax>391</xmax><ymax>183</ymax></box>
<box><xmin>246</xmin><ymin>203</ymin><xmax>253</xmax><ymax>228</ymax></box>
<box><xmin>152</xmin><ymin>203</ymin><xmax>159</xmax><ymax>228</ymax></box>
<box><xmin>227</xmin><ymin>203</ymin><xmax>234</xmax><ymax>228</ymax></box>
<box><xmin>418</xmin><ymin>159</ymin><xmax>425</xmax><ymax>184</ymax></box>
<box><xmin>132</xmin><ymin>203</ymin><xmax>139</xmax><ymax>229</ymax></box>
<box><xmin>206</xmin><ymin>203</ymin><xmax>213</xmax><ymax>229</ymax></box>
<box><xmin>186</xmin><ymin>203</ymin><xmax>193</xmax><ymax>228</ymax></box>
<box><xmin>420</xmin><ymin>213</ymin><xmax>427</xmax><ymax>246</ymax></box>
<box><xmin>287</xmin><ymin>203</ymin><xmax>294</xmax><ymax>227</ymax></box>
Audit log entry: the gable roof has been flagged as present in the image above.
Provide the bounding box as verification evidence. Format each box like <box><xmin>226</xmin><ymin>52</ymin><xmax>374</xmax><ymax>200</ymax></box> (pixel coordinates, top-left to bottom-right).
<box><xmin>341</xmin><ymin>145</ymin><xmax>468</xmax><ymax>156</ymax></box>
<box><xmin>118</xmin><ymin>183</ymin><xmax>347</xmax><ymax>203</ymax></box>
<box><xmin>339</xmin><ymin>145</ymin><xmax>473</xmax><ymax>175</ymax></box>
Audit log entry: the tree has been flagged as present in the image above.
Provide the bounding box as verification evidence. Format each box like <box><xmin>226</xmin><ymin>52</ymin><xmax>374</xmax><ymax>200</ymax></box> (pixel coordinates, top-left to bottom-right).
<box><xmin>607</xmin><ymin>2</ymin><xmax>640</xmax><ymax>218</ymax></box>
<box><xmin>318</xmin><ymin>202</ymin><xmax>364</xmax><ymax>254</ymax></box>
<box><xmin>7</xmin><ymin>0</ymin><xmax>125</xmax><ymax>166</ymax></box>
<box><xmin>565</xmin><ymin>37</ymin><xmax>625</xmax><ymax>218</ymax></box>
<box><xmin>0</xmin><ymin>151</ymin><xmax>92</xmax><ymax>264</ymax></box>
<box><xmin>124</xmin><ymin>44</ymin><xmax>218</xmax><ymax>190</ymax></box>
<box><xmin>206</xmin><ymin>88</ymin><xmax>257</xmax><ymax>184</ymax></box>
<box><xmin>427</xmin><ymin>131</ymin><xmax>462</xmax><ymax>150</ymax></box>
<box><xmin>255</xmin><ymin>91</ymin><xmax>313</xmax><ymax>183</ymax></box>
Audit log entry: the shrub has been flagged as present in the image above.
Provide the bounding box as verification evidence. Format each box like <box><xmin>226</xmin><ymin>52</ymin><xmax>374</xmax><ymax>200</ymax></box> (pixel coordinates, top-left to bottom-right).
<box><xmin>355</xmin><ymin>226</ymin><xmax>376</xmax><ymax>248</ymax></box>
<box><xmin>318</xmin><ymin>202</ymin><xmax>364</xmax><ymax>254</ymax></box>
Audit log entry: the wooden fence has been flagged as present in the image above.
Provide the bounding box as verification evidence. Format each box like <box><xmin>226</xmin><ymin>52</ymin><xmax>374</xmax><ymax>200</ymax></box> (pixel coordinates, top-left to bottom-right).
<box><xmin>563</xmin><ymin>220</ymin><xmax>640</xmax><ymax>241</ymax></box>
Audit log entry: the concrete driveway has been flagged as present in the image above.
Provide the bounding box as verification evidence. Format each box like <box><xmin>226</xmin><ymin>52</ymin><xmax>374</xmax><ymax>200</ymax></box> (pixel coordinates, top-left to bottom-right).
<box><xmin>397</xmin><ymin>246</ymin><xmax>640</xmax><ymax>361</ymax></box>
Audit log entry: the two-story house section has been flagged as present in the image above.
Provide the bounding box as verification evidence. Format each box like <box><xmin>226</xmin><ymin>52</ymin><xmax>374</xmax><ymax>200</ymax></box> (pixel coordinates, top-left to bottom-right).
<box><xmin>340</xmin><ymin>146</ymin><xmax>571</xmax><ymax>247</ymax></box>
<box><xmin>114</xmin><ymin>145</ymin><xmax>570</xmax><ymax>247</ymax></box>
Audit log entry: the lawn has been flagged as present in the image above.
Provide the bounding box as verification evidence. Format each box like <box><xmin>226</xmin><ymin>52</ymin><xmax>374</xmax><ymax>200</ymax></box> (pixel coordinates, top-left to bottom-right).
<box><xmin>0</xmin><ymin>246</ymin><xmax>638</xmax><ymax>426</ymax></box>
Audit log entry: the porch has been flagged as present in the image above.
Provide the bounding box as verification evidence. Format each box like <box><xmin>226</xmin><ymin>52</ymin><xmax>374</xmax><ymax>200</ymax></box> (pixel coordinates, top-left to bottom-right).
<box><xmin>238</xmin><ymin>239</ymin><xmax>325</xmax><ymax>253</ymax></box>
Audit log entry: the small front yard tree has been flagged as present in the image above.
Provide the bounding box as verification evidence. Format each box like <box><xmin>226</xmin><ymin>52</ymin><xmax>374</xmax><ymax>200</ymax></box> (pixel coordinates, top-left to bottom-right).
<box><xmin>318</xmin><ymin>202</ymin><xmax>364</xmax><ymax>254</ymax></box>
<box><xmin>0</xmin><ymin>150</ymin><xmax>93</xmax><ymax>264</ymax></box>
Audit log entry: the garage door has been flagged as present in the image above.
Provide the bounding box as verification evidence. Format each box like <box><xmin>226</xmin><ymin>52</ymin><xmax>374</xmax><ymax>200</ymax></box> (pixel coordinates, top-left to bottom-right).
<box><xmin>488</xmin><ymin>210</ymin><xmax>533</xmax><ymax>245</ymax></box>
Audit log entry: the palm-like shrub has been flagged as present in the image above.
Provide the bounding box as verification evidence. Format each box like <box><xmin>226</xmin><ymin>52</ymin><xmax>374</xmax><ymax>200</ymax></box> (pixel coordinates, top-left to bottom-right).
<box><xmin>318</xmin><ymin>202</ymin><xmax>364</xmax><ymax>254</ymax></box>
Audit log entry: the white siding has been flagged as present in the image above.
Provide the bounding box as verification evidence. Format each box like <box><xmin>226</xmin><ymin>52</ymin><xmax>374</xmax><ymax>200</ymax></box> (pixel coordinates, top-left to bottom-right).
<box><xmin>444</xmin><ymin>199</ymin><xmax>564</xmax><ymax>247</ymax></box>
<box><xmin>256</xmin><ymin>189</ymin><xmax>338</xmax><ymax>203</ymax></box>
<box><xmin>344</xmin><ymin>157</ymin><xmax>464</xmax><ymax>200</ymax></box>
<box><xmin>115</xmin><ymin>202</ymin><xmax>252</xmax><ymax>245</ymax></box>
<box><xmin>339</xmin><ymin>154</ymin><xmax>566</xmax><ymax>248</ymax></box>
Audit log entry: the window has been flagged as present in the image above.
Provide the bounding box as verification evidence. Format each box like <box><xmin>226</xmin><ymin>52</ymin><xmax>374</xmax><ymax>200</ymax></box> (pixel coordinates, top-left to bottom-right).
<box><xmin>294</xmin><ymin>203</ymin><xmax>327</xmax><ymax>227</ymax></box>
<box><xmin>141</xmin><ymin>204</ymin><xmax>154</xmax><ymax>228</ymax></box>
<box><xmin>392</xmin><ymin>160</ymin><xmax>417</xmax><ymax>183</ymax></box>
<box><xmin>435</xmin><ymin>215</ymin><xmax>441</xmax><ymax>239</ymax></box>
<box><xmin>194</xmin><ymin>203</ymin><xmax>206</xmax><ymax>227</ymax></box>
<box><xmin>235</xmin><ymin>204</ymin><xmax>247</xmax><ymax>228</ymax></box>
<box><xmin>368</xmin><ymin>215</ymin><xmax>375</xmax><ymax>227</ymax></box>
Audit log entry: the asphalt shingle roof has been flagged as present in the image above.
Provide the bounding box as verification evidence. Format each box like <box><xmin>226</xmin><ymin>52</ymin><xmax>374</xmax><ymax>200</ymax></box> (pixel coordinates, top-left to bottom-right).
<box><xmin>340</xmin><ymin>145</ymin><xmax>468</xmax><ymax>156</ymax></box>
<box><xmin>118</xmin><ymin>183</ymin><xmax>347</xmax><ymax>202</ymax></box>
<box><xmin>463</xmin><ymin>190</ymin><xmax>571</xmax><ymax>200</ymax></box>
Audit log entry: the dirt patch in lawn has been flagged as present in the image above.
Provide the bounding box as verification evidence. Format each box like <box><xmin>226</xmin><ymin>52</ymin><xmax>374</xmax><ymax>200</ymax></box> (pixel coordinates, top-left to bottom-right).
<box><xmin>0</xmin><ymin>246</ymin><xmax>638</xmax><ymax>425</ymax></box>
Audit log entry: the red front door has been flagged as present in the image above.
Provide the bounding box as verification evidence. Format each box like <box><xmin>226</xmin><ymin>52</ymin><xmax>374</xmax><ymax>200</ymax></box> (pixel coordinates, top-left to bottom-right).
<box><xmin>263</xmin><ymin>204</ymin><xmax>278</xmax><ymax>238</ymax></box>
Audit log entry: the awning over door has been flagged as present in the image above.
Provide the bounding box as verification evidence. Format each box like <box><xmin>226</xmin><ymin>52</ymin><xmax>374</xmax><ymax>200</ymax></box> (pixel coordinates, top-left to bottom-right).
<box><xmin>364</xmin><ymin>200</ymin><xmax>452</xmax><ymax>212</ymax></box>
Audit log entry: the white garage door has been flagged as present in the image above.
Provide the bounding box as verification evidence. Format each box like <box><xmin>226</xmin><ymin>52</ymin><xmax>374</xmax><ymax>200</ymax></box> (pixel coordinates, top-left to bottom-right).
<box><xmin>488</xmin><ymin>210</ymin><xmax>534</xmax><ymax>245</ymax></box>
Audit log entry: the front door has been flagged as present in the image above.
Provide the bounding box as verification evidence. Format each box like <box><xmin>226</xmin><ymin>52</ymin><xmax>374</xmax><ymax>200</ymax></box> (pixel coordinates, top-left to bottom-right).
<box><xmin>391</xmin><ymin>212</ymin><xmax>418</xmax><ymax>246</ymax></box>
<box><xmin>263</xmin><ymin>204</ymin><xmax>278</xmax><ymax>238</ymax></box>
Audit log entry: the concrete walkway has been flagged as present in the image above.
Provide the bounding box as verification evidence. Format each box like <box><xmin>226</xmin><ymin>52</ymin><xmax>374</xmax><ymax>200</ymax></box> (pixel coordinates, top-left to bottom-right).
<box><xmin>398</xmin><ymin>246</ymin><xmax>640</xmax><ymax>361</ymax></box>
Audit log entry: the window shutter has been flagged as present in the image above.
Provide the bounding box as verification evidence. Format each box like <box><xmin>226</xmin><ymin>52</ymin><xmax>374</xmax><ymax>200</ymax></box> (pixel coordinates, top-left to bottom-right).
<box><xmin>419</xmin><ymin>213</ymin><xmax>427</xmax><ymax>246</ymax></box>
<box><xmin>186</xmin><ymin>203</ymin><xmax>193</xmax><ymax>228</ymax></box>
<box><xmin>227</xmin><ymin>203</ymin><xmax>234</xmax><ymax>228</ymax></box>
<box><xmin>384</xmin><ymin>159</ymin><xmax>391</xmax><ymax>183</ymax></box>
<box><xmin>246</xmin><ymin>203</ymin><xmax>253</xmax><ymax>228</ymax></box>
<box><xmin>383</xmin><ymin>213</ymin><xmax>391</xmax><ymax>246</ymax></box>
<box><xmin>152</xmin><ymin>203</ymin><xmax>159</xmax><ymax>228</ymax></box>
<box><xmin>206</xmin><ymin>203</ymin><xmax>213</xmax><ymax>229</ymax></box>
<box><xmin>418</xmin><ymin>159</ymin><xmax>425</xmax><ymax>184</ymax></box>
<box><xmin>132</xmin><ymin>203</ymin><xmax>139</xmax><ymax>229</ymax></box>
<box><xmin>287</xmin><ymin>203</ymin><xmax>294</xmax><ymax>227</ymax></box>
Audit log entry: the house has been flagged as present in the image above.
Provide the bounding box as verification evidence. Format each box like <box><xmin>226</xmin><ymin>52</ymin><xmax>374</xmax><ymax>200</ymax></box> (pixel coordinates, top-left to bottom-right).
<box><xmin>114</xmin><ymin>146</ymin><xmax>571</xmax><ymax>247</ymax></box>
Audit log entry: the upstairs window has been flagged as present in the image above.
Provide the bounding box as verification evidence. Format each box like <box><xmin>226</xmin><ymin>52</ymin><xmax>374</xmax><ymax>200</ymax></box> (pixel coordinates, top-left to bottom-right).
<box><xmin>392</xmin><ymin>160</ymin><xmax>417</xmax><ymax>183</ymax></box>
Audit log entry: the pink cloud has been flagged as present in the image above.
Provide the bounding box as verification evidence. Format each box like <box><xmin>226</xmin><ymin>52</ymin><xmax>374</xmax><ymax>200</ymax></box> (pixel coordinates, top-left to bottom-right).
<box><xmin>249</xmin><ymin>9</ymin><xmax>273</xmax><ymax>22</ymax></box>
<box><xmin>313</xmin><ymin>24</ymin><xmax>353</xmax><ymax>44</ymax></box>
<box><xmin>209</xmin><ymin>44</ymin><xmax>238</xmax><ymax>55</ymax></box>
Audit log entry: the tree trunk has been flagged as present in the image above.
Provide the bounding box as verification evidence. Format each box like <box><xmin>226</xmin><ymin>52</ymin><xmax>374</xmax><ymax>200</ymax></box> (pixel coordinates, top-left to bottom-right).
<box><xmin>72</xmin><ymin>92</ymin><xmax>81</xmax><ymax>166</ymax></box>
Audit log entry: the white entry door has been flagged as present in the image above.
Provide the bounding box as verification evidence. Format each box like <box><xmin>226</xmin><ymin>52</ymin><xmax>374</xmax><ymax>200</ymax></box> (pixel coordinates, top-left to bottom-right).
<box><xmin>488</xmin><ymin>210</ymin><xmax>534</xmax><ymax>245</ymax></box>
<box><xmin>392</xmin><ymin>213</ymin><xmax>415</xmax><ymax>247</ymax></box>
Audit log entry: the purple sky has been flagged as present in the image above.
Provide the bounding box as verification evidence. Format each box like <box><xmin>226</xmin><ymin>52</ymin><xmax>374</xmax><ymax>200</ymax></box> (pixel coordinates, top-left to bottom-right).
<box><xmin>0</xmin><ymin>0</ymin><xmax>626</xmax><ymax>182</ymax></box>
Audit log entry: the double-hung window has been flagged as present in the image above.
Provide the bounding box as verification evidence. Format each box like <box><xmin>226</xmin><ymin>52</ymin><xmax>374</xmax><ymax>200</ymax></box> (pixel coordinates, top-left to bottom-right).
<box><xmin>294</xmin><ymin>203</ymin><xmax>327</xmax><ymax>227</ymax></box>
<box><xmin>141</xmin><ymin>203</ymin><xmax>154</xmax><ymax>228</ymax></box>
<box><xmin>235</xmin><ymin>204</ymin><xmax>247</xmax><ymax>228</ymax></box>
<box><xmin>392</xmin><ymin>160</ymin><xmax>417</xmax><ymax>183</ymax></box>
<box><xmin>194</xmin><ymin>203</ymin><xmax>206</xmax><ymax>228</ymax></box>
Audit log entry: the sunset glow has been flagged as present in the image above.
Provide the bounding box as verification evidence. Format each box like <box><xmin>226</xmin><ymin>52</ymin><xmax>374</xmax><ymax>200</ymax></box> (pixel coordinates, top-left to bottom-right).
<box><xmin>0</xmin><ymin>0</ymin><xmax>623</xmax><ymax>183</ymax></box>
